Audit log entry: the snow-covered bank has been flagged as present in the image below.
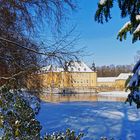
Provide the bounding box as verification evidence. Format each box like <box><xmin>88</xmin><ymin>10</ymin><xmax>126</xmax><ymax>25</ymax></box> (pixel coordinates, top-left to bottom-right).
<box><xmin>98</xmin><ymin>91</ymin><xmax>129</xmax><ymax>97</ymax></box>
<box><xmin>37</xmin><ymin>101</ymin><xmax>140</xmax><ymax>140</ymax></box>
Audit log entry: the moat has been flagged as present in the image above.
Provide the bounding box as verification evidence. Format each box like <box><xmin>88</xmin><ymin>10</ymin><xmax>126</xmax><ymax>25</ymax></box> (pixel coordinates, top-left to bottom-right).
<box><xmin>37</xmin><ymin>92</ymin><xmax>140</xmax><ymax>140</ymax></box>
<box><xmin>40</xmin><ymin>91</ymin><xmax>129</xmax><ymax>103</ymax></box>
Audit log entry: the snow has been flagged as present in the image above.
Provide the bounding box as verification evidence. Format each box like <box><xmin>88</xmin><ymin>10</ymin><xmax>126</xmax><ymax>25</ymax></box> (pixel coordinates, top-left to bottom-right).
<box><xmin>97</xmin><ymin>77</ymin><xmax>116</xmax><ymax>82</ymax></box>
<box><xmin>129</xmin><ymin>73</ymin><xmax>139</xmax><ymax>87</ymax></box>
<box><xmin>128</xmin><ymin>60</ymin><xmax>140</xmax><ymax>107</ymax></box>
<box><xmin>133</xmin><ymin>24</ymin><xmax>140</xmax><ymax>34</ymax></box>
<box><xmin>37</xmin><ymin>101</ymin><xmax>140</xmax><ymax>140</ymax></box>
<box><xmin>39</xmin><ymin>61</ymin><xmax>93</xmax><ymax>73</ymax></box>
<box><xmin>116</xmin><ymin>73</ymin><xmax>132</xmax><ymax>80</ymax></box>
<box><xmin>40</xmin><ymin>65</ymin><xmax>64</xmax><ymax>73</ymax></box>
<box><xmin>119</xmin><ymin>15</ymin><xmax>140</xmax><ymax>35</ymax></box>
<box><xmin>99</xmin><ymin>0</ymin><xmax>107</xmax><ymax>5</ymax></box>
<box><xmin>97</xmin><ymin>73</ymin><xmax>132</xmax><ymax>83</ymax></box>
<box><xmin>119</xmin><ymin>21</ymin><xmax>131</xmax><ymax>33</ymax></box>
<box><xmin>129</xmin><ymin>63</ymin><xmax>140</xmax><ymax>87</ymax></box>
<box><xmin>136</xmin><ymin>15</ymin><xmax>140</xmax><ymax>21</ymax></box>
<box><xmin>132</xmin><ymin>60</ymin><xmax>140</xmax><ymax>73</ymax></box>
<box><xmin>98</xmin><ymin>91</ymin><xmax>129</xmax><ymax>97</ymax></box>
<box><xmin>133</xmin><ymin>91</ymin><xmax>140</xmax><ymax>99</ymax></box>
<box><xmin>67</xmin><ymin>61</ymin><xmax>93</xmax><ymax>72</ymax></box>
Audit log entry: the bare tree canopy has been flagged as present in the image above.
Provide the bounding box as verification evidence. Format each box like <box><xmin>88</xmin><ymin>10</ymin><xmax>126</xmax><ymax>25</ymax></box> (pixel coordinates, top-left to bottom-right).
<box><xmin>96</xmin><ymin>64</ymin><xmax>133</xmax><ymax>77</ymax></box>
<box><xmin>0</xmin><ymin>0</ymin><xmax>76</xmax><ymax>33</ymax></box>
<box><xmin>0</xmin><ymin>1</ymin><xmax>81</xmax><ymax>139</ymax></box>
<box><xmin>0</xmin><ymin>0</ymin><xmax>80</xmax><ymax>89</ymax></box>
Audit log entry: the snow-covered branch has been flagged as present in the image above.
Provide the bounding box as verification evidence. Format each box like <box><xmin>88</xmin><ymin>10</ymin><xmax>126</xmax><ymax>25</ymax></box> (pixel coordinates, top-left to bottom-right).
<box><xmin>117</xmin><ymin>14</ymin><xmax>140</xmax><ymax>42</ymax></box>
<box><xmin>99</xmin><ymin>0</ymin><xmax>107</xmax><ymax>5</ymax></box>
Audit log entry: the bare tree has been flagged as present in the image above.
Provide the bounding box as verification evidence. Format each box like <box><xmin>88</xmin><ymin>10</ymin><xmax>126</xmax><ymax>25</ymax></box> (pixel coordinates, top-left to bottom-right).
<box><xmin>0</xmin><ymin>1</ymin><xmax>83</xmax><ymax>139</ymax></box>
<box><xmin>0</xmin><ymin>0</ymin><xmax>79</xmax><ymax>89</ymax></box>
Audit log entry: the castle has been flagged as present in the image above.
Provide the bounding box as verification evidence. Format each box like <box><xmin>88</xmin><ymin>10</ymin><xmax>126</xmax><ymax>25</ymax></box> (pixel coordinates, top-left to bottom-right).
<box><xmin>32</xmin><ymin>61</ymin><xmax>132</xmax><ymax>93</ymax></box>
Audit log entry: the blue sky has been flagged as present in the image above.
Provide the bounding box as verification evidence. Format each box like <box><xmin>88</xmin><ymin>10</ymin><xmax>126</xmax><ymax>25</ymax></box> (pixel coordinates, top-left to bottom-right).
<box><xmin>68</xmin><ymin>0</ymin><xmax>140</xmax><ymax>66</ymax></box>
<box><xmin>39</xmin><ymin>0</ymin><xmax>140</xmax><ymax>67</ymax></box>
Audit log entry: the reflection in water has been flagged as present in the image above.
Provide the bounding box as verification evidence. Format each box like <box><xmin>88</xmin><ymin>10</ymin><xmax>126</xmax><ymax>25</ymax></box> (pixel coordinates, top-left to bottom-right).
<box><xmin>40</xmin><ymin>93</ymin><xmax>127</xmax><ymax>103</ymax></box>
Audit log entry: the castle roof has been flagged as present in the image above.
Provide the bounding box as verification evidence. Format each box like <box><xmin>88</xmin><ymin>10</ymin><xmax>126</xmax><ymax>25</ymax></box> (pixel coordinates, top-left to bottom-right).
<box><xmin>40</xmin><ymin>61</ymin><xmax>93</xmax><ymax>73</ymax></box>
<box><xmin>116</xmin><ymin>73</ymin><xmax>132</xmax><ymax>80</ymax></box>
<box><xmin>97</xmin><ymin>77</ymin><xmax>116</xmax><ymax>83</ymax></box>
<box><xmin>67</xmin><ymin>61</ymin><xmax>93</xmax><ymax>72</ymax></box>
<box><xmin>97</xmin><ymin>73</ymin><xmax>132</xmax><ymax>83</ymax></box>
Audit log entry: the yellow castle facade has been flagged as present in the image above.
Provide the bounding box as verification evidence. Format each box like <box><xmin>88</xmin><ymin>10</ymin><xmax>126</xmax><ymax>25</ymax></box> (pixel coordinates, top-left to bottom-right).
<box><xmin>39</xmin><ymin>71</ymin><xmax>97</xmax><ymax>89</ymax></box>
<box><xmin>97</xmin><ymin>73</ymin><xmax>132</xmax><ymax>91</ymax></box>
<box><xmin>37</xmin><ymin>61</ymin><xmax>97</xmax><ymax>93</ymax></box>
<box><xmin>29</xmin><ymin>61</ymin><xmax>132</xmax><ymax>93</ymax></box>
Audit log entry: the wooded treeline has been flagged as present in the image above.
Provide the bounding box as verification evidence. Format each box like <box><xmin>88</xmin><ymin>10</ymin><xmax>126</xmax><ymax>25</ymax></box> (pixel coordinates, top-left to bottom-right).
<box><xmin>96</xmin><ymin>65</ymin><xmax>133</xmax><ymax>77</ymax></box>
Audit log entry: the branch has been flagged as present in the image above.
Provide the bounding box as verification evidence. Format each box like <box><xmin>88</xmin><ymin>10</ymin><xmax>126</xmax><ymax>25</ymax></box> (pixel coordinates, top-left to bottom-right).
<box><xmin>0</xmin><ymin>37</ymin><xmax>51</xmax><ymax>56</ymax></box>
<box><xmin>0</xmin><ymin>71</ymin><xmax>25</xmax><ymax>80</ymax></box>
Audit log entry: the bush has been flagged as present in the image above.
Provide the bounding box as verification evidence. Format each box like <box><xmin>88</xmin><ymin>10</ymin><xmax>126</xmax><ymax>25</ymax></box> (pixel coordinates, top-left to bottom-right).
<box><xmin>43</xmin><ymin>129</ymin><xmax>84</xmax><ymax>140</ymax></box>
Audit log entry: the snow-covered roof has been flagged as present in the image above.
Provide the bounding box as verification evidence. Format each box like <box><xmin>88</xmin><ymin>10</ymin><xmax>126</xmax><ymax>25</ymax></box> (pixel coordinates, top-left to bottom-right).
<box><xmin>116</xmin><ymin>73</ymin><xmax>132</xmax><ymax>80</ymax></box>
<box><xmin>97</xmin><ymin>73</ymin><xmax>132</xmax><ymax>83</ymax></box>
<box><xmin>40</xmin><ymin>65</ymin><xmax>64</xmax><ymax>72</ymax></box>
<box><xmin>97</xmin><ymin>77</ymin><xmax>116</xmax><ymax>83</ymax></box>
<box><xmin>67</xmin><ymin>61</ymin><xmax>93</xmax><ymax>72</ymax></box>
<box><xmin>40</xmin><ymin>61</ymin><xmax>93</xmax><ymax>73</ymax></box>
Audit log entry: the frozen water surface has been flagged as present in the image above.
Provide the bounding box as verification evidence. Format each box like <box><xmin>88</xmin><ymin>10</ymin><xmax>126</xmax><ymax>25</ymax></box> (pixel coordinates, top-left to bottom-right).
<box><xmin>37</xmin><ymin>101</ymin><xmax>140</xmax><ymax>140</ymax></box>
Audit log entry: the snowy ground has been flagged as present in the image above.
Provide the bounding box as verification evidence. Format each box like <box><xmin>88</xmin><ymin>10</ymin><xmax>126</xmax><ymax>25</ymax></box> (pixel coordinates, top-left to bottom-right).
<box><xmin>37</xmin><ymin>101</ymin><xmax>140</xmax><ymax>140</ymax></box>
<box><xmin>98</xmin><ymin>91</ymin><xmax>130</xmax><ymax>97</ymax></box>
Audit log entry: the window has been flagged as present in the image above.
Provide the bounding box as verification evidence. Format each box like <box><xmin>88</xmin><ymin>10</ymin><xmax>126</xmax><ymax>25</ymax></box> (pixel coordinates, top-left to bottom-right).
<box><xmin>78</xmin><ymin>68</ymin><xmax>80</xmax><ymax>71</ymax></box>
<box><xmin>84</xmin><ymin>68</ymin><xmax>86</xmax><ymax>71</ymax></box>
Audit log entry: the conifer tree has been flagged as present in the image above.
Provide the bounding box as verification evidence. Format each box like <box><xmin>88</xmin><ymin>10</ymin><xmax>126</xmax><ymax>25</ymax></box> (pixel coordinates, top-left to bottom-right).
<box><xmin>95</xmin><ymin>0</ymin><xmax>140</xmax><ymax>108</ymax></box>
<box><xmin>95</xmin><ymin>0</ymin><xmax>140</xmax><ymax>43</ymax></box>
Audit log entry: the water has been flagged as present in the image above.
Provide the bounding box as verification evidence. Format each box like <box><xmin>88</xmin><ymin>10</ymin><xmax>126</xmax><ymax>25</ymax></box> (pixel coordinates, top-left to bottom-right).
<box><xmin>37</xmin><ymin>101</ymin><xmax>140</xmax><ymax>140</ymax></box>
<box><xmin>40</xmin><ymin>93</ymin><xmax>127</xmax><ymax>103</ymax></box>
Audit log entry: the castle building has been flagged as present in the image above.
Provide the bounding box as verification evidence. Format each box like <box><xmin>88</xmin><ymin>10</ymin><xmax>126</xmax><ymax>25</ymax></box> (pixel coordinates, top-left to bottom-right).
<box><xmin>28</xmin><ymin>61</ymin><xmax>132</xmax><ymax>93</ymax></box>
<box><xmin>38</xmin><ymin>61</ymin><xmax>97</xmax><ymax>93</ymax></box>
<box><xmin>97</xmin><ymin>73</ymin><xmax>132</xmax><ymax>91</ymax></box>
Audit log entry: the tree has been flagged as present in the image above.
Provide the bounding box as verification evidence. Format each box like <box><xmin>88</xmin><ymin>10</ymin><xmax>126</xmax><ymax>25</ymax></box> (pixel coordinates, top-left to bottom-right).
<box><xmin>96</xmin><ymin>65</ymin><xmax>133</xmax><ymax>77</ymax></box>
<box><xmin>134</xmin><ymin>50</ymin><xmax>140</xmax><ymax>63</ymax></box>
<box><xmin>95</xmin><ymin>0</ymin><xmax>140</xmax><ymax>108</ymax></box>
<box><xmin>0</xmin><ymin>0</ymin><xmax>82</xmax><ymax>139</ymax></box>
<box><xmin>125</xmin><ymin>60</ymin><xmax>140</xmax><ymax>109</ymax></box>
<box><xmin>95</xmin><ymin>0</ymin><xmax>140</xmax><ymax>43</ymax></box>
